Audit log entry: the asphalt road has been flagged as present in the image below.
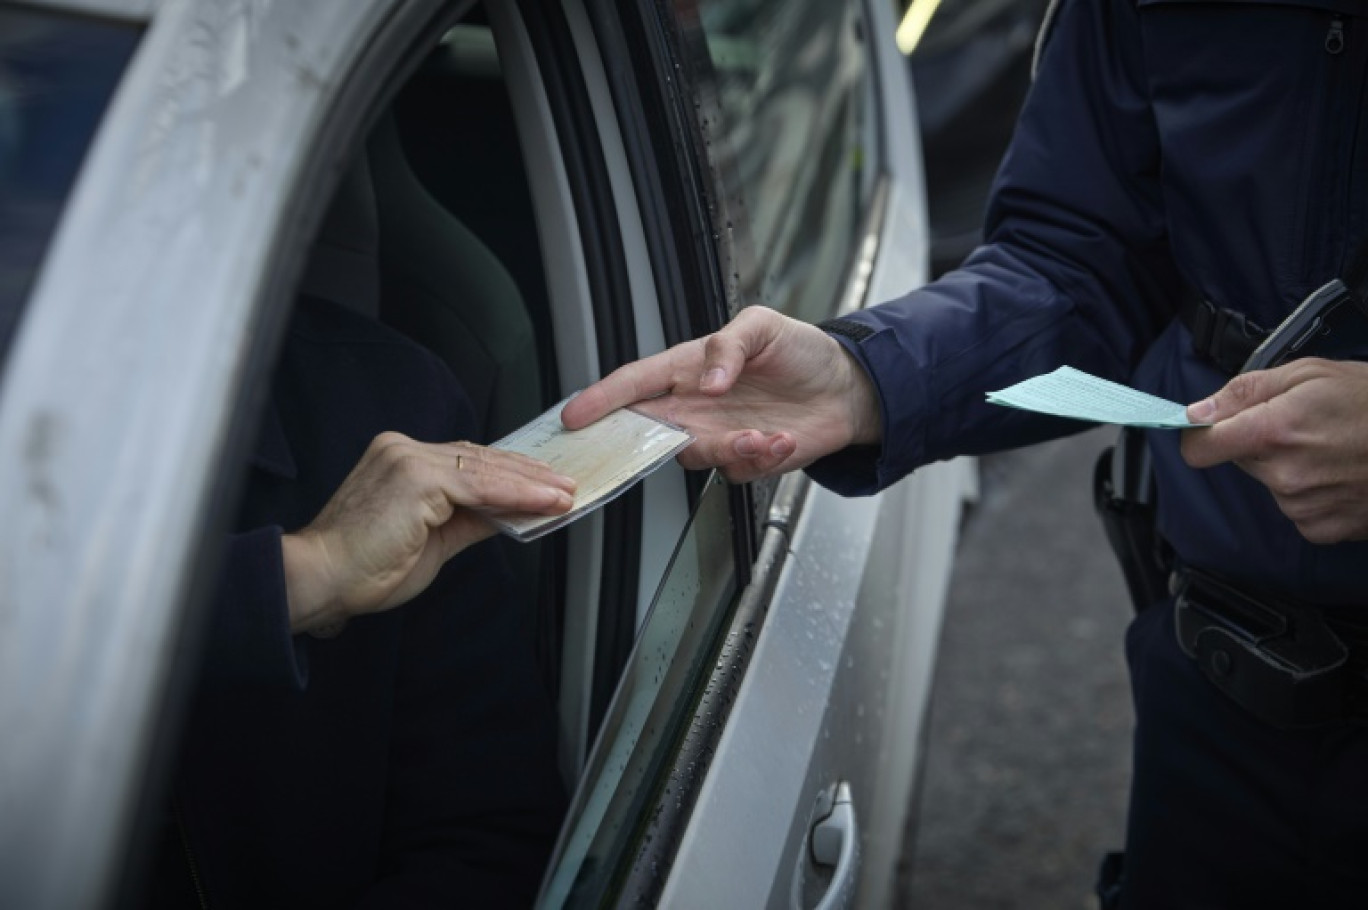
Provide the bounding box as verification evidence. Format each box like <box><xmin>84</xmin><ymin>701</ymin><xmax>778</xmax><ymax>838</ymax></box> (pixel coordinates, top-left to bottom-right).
<box><xmin>897</xmin><ymin>428</ymin><xmax>1135</xmax><ymax>910</ymax></box>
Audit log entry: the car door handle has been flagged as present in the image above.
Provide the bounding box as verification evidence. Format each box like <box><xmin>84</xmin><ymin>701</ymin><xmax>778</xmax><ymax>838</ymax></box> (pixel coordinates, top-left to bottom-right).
<box><xmin>810</xmin><ymin>781</ymin><xmax>860</xmax><ymax>910</ymax></box>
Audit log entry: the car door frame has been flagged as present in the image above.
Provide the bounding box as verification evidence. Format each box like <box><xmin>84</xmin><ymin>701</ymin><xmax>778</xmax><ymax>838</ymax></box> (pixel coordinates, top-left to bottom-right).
<box><xmin>542</xmin><ymin>0</ymin><xmax>969</xmax><ymax>906</ymax></box>
<box><xmin>652</xmin><ymin>0</ymin><xmax>971</xmax><ymax>903</ymax></box>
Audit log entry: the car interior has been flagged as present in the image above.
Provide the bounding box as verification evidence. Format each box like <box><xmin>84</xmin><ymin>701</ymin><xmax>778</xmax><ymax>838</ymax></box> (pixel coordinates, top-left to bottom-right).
<box><xmin>271</xmin><ymin>1</ymin><xmax>718</xmax><ymax>833</ymax></box>
<box><xmin>258</xmin><ymin>0</ymin><xmax>865</xmax><ymax>844</ymax></box>
<box><xmin>133</xmin><ymin>2</ymin><xmax>733</xmax><ymax>899</ymax></box>
<box><xmin>289</xmin><ymin>5</ymin><xmax>576</xmax><ymax>763</ymax></box>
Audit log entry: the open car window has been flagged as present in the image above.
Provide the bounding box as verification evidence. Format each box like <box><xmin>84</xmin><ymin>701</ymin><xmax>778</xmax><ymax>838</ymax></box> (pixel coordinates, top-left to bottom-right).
<box><xmin>147</xmin><ymin>0</ymin><xmax>729</xmax><ymax>903</ymax></box>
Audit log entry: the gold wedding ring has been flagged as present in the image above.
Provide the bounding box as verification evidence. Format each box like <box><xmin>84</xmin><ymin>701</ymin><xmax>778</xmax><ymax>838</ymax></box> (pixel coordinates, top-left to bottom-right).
<box><xmin>457</xmin><ymin>454</ymin><xmax>464</xmax><ymax>470</ymax></box>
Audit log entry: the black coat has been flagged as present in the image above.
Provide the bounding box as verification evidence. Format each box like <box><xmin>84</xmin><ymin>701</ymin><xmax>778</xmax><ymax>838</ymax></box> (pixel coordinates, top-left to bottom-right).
<box><xmin>158</xmin><ymin>297</ymin><xmax>564</xmax><ymax>908</ymax></box>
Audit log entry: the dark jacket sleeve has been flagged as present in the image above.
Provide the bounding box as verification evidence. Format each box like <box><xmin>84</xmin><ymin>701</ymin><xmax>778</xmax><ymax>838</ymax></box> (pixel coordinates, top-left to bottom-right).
<box><xmin>809</xmin><ymin>0</ymin><xmax>1185</xmax><ymax>496</ymax></box>
<box><xmin>202</xmin><ymin>526</ymin><xmax>309</xmax><ymax>691</ymax></box>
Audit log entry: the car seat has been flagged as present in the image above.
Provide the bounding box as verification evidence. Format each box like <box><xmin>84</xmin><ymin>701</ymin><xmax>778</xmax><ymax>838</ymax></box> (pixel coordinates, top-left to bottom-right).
<box><xmin>366</xmin><ymin>110</ymin><xmax>542</xmax><ymax>443</ymax></box>
<box><xmin>299</xmin><ymin>113</ymin><xmax>541</xmax><ymax>445</ymax></box>
<box><xmin>295</xmin><ymin>107</ymin><xmax>551</xmax><ymax>685</ymax></box>
<box><xmin>299</xmin><ymin>150</ymin><xmax>381</xmax><ymax>321</ymax></box>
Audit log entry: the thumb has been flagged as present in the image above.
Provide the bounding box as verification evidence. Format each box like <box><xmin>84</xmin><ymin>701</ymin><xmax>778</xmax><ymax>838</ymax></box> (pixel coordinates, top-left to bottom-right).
<box><xmin>438</xmin><ymin>511</ymin><xmax>497</xmax><ymax>561</ymax></box>
<box><xmin>700</xmin><ymin>307</ymin><xmax>784</xmax><ymax>395</ymax></box>
<box><xmin>1187</xmin><ymin>367</ymin><xmax>1296</xmax><ymax>424</ymax></box>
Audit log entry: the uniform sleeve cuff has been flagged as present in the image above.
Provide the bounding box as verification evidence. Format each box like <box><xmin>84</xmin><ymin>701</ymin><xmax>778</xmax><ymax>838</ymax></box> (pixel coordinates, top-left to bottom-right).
<box><xmin>805</xmin><ymin>318</ymin><xmax>929</xmax><ymax>494</ymax></box>
<box><xmin>202</xmin><ymin>526</ymin><xmax>310</xmax><ymax>691</ymax></box>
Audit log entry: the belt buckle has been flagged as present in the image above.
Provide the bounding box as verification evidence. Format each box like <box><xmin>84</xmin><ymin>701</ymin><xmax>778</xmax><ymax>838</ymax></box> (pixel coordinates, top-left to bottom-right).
<box><xmin>1187</xmin><ymin>300</ymin><xmax>1267</xmax><ymax>375</ymax></box>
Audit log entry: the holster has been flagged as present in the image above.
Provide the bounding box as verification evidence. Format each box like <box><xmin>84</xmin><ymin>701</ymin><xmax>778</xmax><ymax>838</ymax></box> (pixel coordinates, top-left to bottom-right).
<box><xmin>1173</xmin><ymin>568</ymin><xmax>1353</xmax><ymax>730</ymax></box>
<box><xmin>1092</xmin><ymin>429</ymin><xmax>1362</xmax><ymax>728</ymax></box>
<box><xmin>1092</xmin><ymin>427</ymin><xmax>1171</xmax><ymax>613</ymax></box>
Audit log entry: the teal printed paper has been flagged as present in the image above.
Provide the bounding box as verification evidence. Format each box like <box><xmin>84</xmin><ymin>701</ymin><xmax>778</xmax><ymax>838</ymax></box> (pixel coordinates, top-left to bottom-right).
<box><xmin>986</xmin><ymin>366</ymin><xmax>1210</xmax><ymax>429</ymax></box>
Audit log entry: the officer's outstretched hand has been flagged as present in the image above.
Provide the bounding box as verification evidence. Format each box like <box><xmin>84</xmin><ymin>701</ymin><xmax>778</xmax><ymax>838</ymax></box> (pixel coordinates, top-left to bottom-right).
<box><xmin>560</xmin><ymin>306</ymin><xmax>882</xmax><ymax>483</ymax></box>
<box><xmin>280</xmin><ymin>433</ymin><xmax>576</xmax><ymax>634</ymax></box>
<box><xmin>1181</xmin><ymin>358</ymin><xmax>1368</xmax><ymax>544</ymax></box>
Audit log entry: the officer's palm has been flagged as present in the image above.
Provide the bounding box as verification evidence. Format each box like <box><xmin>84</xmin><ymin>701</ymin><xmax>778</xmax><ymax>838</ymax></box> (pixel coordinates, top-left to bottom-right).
<box><xmin>563</xmin><ymin>307</ymin><xmax>880</xmax><ymax>484</ymax></box>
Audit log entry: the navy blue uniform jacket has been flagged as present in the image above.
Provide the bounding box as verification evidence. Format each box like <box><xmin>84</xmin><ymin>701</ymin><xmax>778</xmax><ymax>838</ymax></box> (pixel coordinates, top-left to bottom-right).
<box><xmin>814</xmin><ymin>0</ymin><xmax>1368</xmax><ymax>604</ymax></box>
<box><xmin>168</xmin><ymin>297</ymin><xmax>564</xmax><ymax>907</ymax></box>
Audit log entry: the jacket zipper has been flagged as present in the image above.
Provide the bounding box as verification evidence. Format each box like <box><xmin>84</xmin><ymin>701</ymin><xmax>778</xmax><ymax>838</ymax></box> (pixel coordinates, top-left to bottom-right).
<box><xmin>174</xmin><ymin>800</ymin><xmax>210</xmax><ymax>910</ymax></box>
<box><xmin>1327</xmin><ymin>18</ymin><xmax>1345</xmax><ymax>55</ymax></box>
<box><xmin>1301</xmin><ymin>15</ymin><xmax>1353</xmax><ymax>282</ymax></box>
<box><xmin>1323</xmin><ymin>12</ymin><xmax>1368</xmax><ymax>282</ymax></box>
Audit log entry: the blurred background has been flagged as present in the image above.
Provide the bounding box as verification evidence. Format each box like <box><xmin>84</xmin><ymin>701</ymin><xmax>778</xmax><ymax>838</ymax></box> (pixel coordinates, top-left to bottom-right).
<box><xmin>901</xmin><ymin>0</ymin><xmax>1049</xmax><ymax>278</ymax></box>
<box><xmin>894</xmin><ymin>2</ymin><xmax>1136</xmax><ymax>907</ymax></box>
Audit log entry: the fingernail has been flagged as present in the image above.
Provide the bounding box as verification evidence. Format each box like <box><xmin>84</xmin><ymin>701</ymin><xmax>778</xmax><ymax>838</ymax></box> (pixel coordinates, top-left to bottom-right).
<box><xmin>1188</xmin><ymin>398</ymin><xmax>1216</xmax><ymax>423</ymax></box>
<box><xmin>771</xmin><ymin>437</ymin><xmax>793</xmax><ymax>457</ymax></box>
<box><xmin>734</xmin><ymin>433</ymin><xmax>759</xmax><ymax>456</ymax></box>
<box><xmin>702</xmin><ymin>368</ymin><xmax>727</xmax><ymax>391</ymax></box>
<box><xmin>554</xmin><ymin>473</ymin><xmax>577</xmax><ymax>489</ymax></box>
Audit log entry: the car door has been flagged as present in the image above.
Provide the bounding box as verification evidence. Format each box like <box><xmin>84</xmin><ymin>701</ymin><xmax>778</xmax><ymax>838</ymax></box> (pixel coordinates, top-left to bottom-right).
<box><xmin>534</xmin><ymin>0</ymin><xmax>972</xmax><ymax>907</ymax></box>
<box><xmin>0</xmin><ymin>0</ymin><xmax>967</xmax><ymax>907</ymax></box>
<box><xmin>657</xmin><ymin>4</ymin><xmax>973</xmax><ymax>904</ymax></box>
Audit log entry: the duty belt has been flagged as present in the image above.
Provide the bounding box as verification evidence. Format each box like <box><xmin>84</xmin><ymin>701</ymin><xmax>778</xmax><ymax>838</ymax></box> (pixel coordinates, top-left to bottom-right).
<box><xmin>1177</xmin><ymin>296</ymin><xmax>1268</xmax><ymax>376</ymax></box>
<box><xmin>1172</xmin><ymin>567</ymin><xmax>1368</xmax><ymax>729</ymax></box>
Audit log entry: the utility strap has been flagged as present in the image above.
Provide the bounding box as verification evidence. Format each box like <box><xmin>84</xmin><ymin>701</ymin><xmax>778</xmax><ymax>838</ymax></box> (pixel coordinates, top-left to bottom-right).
<box><xmin>1177</xmin><ymin>296</ymin><xmax>1268</xmax><ymax>376</ymax></box>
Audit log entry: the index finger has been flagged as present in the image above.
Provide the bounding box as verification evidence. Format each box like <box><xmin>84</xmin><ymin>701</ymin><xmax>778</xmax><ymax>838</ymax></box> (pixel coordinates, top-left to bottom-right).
<box><xmin>561</xmin><ymin>350</ymin><xmax>679</xmax><ymax>430</ymax></box>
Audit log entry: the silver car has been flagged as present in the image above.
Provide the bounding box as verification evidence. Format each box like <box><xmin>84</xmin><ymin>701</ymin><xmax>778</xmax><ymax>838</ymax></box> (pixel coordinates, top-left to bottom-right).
<box><xmin>0</xmin><ymin>0</ymin><xmax>970</xmax><ymax>906</ymax></box>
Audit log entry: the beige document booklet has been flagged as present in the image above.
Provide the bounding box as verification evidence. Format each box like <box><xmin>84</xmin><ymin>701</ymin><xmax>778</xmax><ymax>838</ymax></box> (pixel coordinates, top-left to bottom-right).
<box><xmin>490</xmin><ymin>399</ymin><xmax>693</xmax><ymax>541</ymax></box>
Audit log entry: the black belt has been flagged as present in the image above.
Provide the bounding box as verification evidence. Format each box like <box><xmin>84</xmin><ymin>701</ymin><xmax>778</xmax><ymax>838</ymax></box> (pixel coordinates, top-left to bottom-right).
<box><xmin>1177</xmin><ymin>296</ymin><xmax>1268</xmax><ymax>376</ymax></box>
<box><xmin>1172</xmin><ymin>567</ymin><xmax>1368</xmax><ymax>729</ymax></box>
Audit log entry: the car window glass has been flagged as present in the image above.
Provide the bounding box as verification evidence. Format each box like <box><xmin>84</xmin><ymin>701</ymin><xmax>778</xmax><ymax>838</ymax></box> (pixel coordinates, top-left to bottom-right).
<box><xmin>0</xmin><ymin>8</ymin><xmax>140</xmax><ymax>383</ymax></box>
<box><xmin>682</xmin><ymin>0</ymin><xmax>880</xmax><ymax>323</ymax></box>
<box><xmin>542</xmin><ymin>472</ymin><xmax>738</xmax><ymax>906</ymax></box>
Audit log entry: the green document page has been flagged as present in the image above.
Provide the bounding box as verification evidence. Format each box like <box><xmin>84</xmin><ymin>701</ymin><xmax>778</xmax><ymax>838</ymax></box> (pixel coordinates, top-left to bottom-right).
<box><xmin>986</xmin><ymin>366</ymin><xmax>1211</xmax><ymax>429</ymax></box>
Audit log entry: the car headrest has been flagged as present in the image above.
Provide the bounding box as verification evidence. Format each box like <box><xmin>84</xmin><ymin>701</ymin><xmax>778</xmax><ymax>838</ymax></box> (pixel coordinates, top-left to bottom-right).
<box><xmin>298</xmin><ymin>150</ymin><xmax>380</xmax><ymax>319</ymax></box>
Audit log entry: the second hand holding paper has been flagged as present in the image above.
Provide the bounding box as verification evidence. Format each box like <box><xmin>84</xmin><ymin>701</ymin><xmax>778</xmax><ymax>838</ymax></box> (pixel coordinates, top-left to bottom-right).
<box><xmin>986</xmin><ymin>366</ymin><xmax>1211</xmax><ymax>429</ymax></box>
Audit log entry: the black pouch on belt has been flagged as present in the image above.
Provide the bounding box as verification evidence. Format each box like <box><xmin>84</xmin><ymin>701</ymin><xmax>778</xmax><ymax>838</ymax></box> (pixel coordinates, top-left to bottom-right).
<box><xmin>1173</xmin><ymin>568</ymin><xmax>1350</xmax><ymax>729</ymax></box>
